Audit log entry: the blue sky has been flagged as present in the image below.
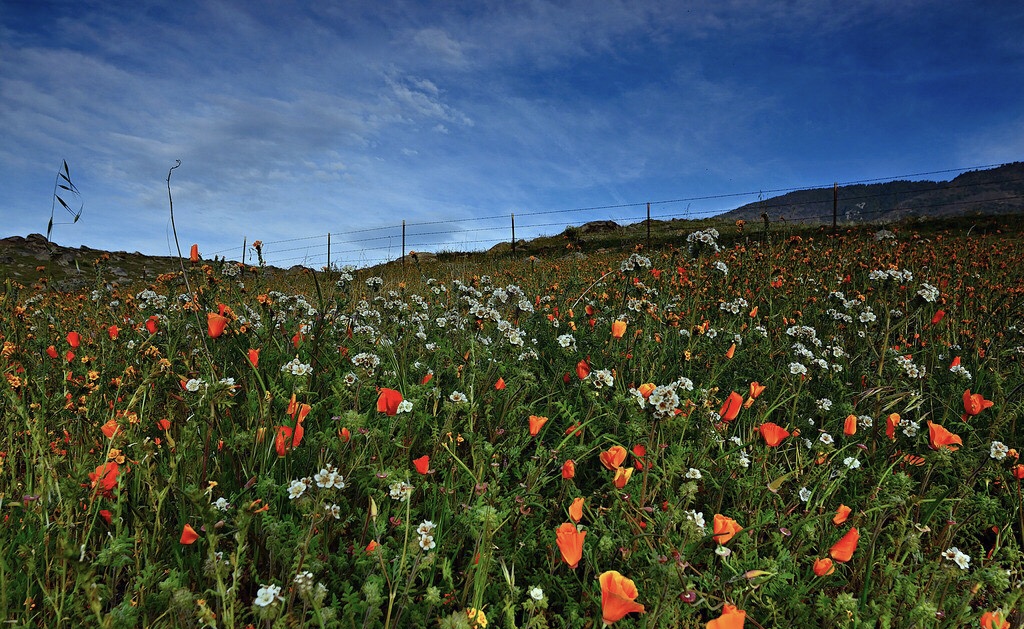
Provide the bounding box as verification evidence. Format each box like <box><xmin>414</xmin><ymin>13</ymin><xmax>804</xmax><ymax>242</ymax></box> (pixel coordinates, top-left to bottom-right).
<box><xmin>2</xmin><ymin>0</ymin><xmax>1022</xmax><ymax>267</ymax></box>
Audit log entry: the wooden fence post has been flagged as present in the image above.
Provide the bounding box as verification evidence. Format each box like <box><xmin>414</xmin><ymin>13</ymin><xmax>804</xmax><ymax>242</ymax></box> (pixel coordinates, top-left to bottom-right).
<box><xmin>646</xmin><ymin>202</ymin><xmax>651</xmax><ymax>250</ymax></box>
<box><xmin>511</xmin><ymin>213</ymin><xmax>516</xmax><ymax>257</ymax></box>
<box><xmin>402</xmin><ymin>220</ymin><xmax>406</xmax><ymax>268</ymax></box>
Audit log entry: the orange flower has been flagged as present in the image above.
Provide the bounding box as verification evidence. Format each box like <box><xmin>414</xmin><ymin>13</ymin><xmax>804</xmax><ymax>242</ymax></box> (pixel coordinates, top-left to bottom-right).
<box><xmin>421</xmin><ymin>372</ymin><xmax>433</xmax><ymax>385</ymax></box>
<box><xmin>813</xmin><ymin>558</ymin><xmax>835</xmax><ymax>576</ymax></box>
<box><xmin>576</xmin><ymin>359</ymin><xmax>591</xmax><ymax>380</ymax></box>
<box><xmin>180</xmin><ymin>523</ymin><xmax>199</xmax><ymax>545</ymax></box>
<box><xmin>600</xmin><ymin>445</ymin><xmax>628</xmax><ymax>470</ymax></box>
<box><xmin>599</xmin><ymin>570</ymin><xmax>645</xmax><ymax>624</ymax></box>
<box><xmin>562</xmin><ymin>459</ymin><xmax>576</xmax><ymax>479</ymax></box>
<box><xmin>962</xmin><ymin>389</ymin><xmax>994</xmax><ymax>421</ymax></box>
<box><xmin>713</xmin><ymin>514</ymin><xmax>743</xmax><ymax>545</ymax></box>
<box><xmin>931</xmin><ymin>309</ymin><xmax>945</xmax><ymax>325</ymax></box>
<box><xmin>101</xmin><ymin>419</ymin><xmax>121</xmax><ymax>439</ymax></box>
<box><xmin>99</xmin><ymin>509</ymin><xmax>113</xmax><ymax>525</ymax></box>
<box><xmin>376</xmin><ymin>387</ymin><xmax>403</xmax><ymax>416</ymax></box>
<box><xmin>494</xmin><ymin>377</ymin><xmax>506</xmax><ymax>390</ymax></box>
<box><xmin>529</xmin><ymin>415</ymin><xmax>549</xmax><ymax>436</ymax></box>
<box><xmin>156</xmin><ymin>419</ymin><xmax>171</xmax><ymax>431</ymax></box>
<box><xmin>725</xmin><ymin>343</ymin><xmax>736</xmax><ymax>359</ymax></box>
<box><xmin>637</xmin><ymin>383</ymin><xmax>656</xmax><ymax>399</ymax></box>
<box><xmin>413</xmin><ymin>455</ymin><xmax>430</xmax><ymax>475</ymax></box>
<box><xmin>758</xmin><ymin>422</ymin><xmax>790</xmax><ymax>447</ymax></box>
<box><xmin>1014</xmin><ymin>464</ymin><xmax>1024</xmax><ymax>480</ymax></box>
<box><xmin>829</xmin><ymin>527</ymin><xmax>859</xmax><ymax>562</ymax></box>
<box><xmin>980</xmin><ymin>611</ymin><xmax>1010</xmax><ymax>629</ymax></box>
<box><xmin>749</xmin><ymin>306</ymin><xmax>758</xmax><ymax>318</ymax></box>
<box><xmin>569</xmin><ymin>497</ymin><xmax>584</xmax><ymax>523</ymax></box>
<box><xmin>949</xmin><ymin>355</ymin><xmax>961</xmax><ymax>369</ymax></box>
<box><xmin>707</xmin><ymin>603</ymin><xmax>745</xmax><ymax>629</ymax></box>
<box><xmin>612</xmin><ymin>466</ymin><xmax>633</xmax><ymax>489</ymax></box>
<box><xmin>88</xmin><ymin>461</ymin><xmax>119</xmax><ymax>494</ymax></box>
<box><xmin>885</xmin><ymin>413</ymin><xmax>900</xmax><ymax>440</ymax></box>
<box><xmin>274</xmin><ymin>426</ymin><xmax>294</xmax><ymax>457</ymax></box>
<box><xmin>555</xmin><ymin>522</ymin><xmax>586</xmax><ymax>569</ymax></box>
<box><xmin>247</xmin><ymin>348</ymin><xmax>260</xmax><ymax>367</ymax></box>
<box><xmin>145</xmin><ymin>316</ymin><xmax>158</xmax><ymax>334</ymax></box>
<box><xmin>46</xmin><ymin>345</ymin><xmax>58</xmax><ymax>359</ymax></box>
<box><xmin>833</xmin><ymin>504</ymin><xmax>852</xmax><ymax>525</ymax></box>
<box><xmin>611</xmin><ymin>320</ymin><xmax>627</xmax><ymax>339</ymax></box>
<box><xmin>108</xmin><ymin>325</ymin><xmax>119</xmax><ymax>340</ymax></box>
<box><xmin>365</xmin><ymin>540</ymin><xmax>379</xmax><ymax>553</ymax></box>
<box><xmin>928</xmin><ymin>421</ymin><xmax>962</xmax><ymax>451</ymax></box>
<box><xmin>843</xmin><ymin>414</ymin><xmax>857</xmax><ymax>436</ymax></box>
<box><xmin>207</xmin><ymin>312</ymin><xmax>229</xmax><ymax>338</ymax></box>
<box><xmin>748</xmin><ymin>381</ymin><xmax>766</xmax><ymax>400</ymax></box>
<box><xmin>66</xmin><ymin>331</ymin><xmax>81</xmax><ymax>348</ymax></box>
<box><xmin>719</xmin><ymin>392</ymin><xmax>743</xmax><ymax>422</ymax></box>
<box><xmin>189</xmin><ymin>243</ymin><xmax>200</xmax><ymax>262</ymax></box>
<box><xmin>340</xmin><ymin>427</ymin><xmax>351</xmax><ymax>442</ymax></box>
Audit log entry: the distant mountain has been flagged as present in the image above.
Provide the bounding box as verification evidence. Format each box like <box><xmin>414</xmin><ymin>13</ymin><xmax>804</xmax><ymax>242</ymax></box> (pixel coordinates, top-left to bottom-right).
<box><xmin>720</xmin><ymin>162</ymin><xmax>1024</xmax><ymax>223</ymax></box>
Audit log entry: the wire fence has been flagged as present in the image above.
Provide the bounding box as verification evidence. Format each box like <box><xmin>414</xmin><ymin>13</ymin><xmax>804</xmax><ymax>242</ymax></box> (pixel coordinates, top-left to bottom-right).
<box><xmin>208</xmin><ymin>162</ymin><xmax>1022</xmax><ymax>270</ymax></box>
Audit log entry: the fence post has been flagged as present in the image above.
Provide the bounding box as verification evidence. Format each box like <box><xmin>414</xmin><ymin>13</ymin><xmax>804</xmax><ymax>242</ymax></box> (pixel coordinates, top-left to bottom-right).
<box><xmin>327</xmin><ymin>233</ymin><xmax>331</xmax><ymax>271</ymax></box>
<box><xmin>646</xmin><ymin>202</ymin><xmax>651</xmax><ymax>251</ymax></box>
<box><xmin>511</xmin><ymin>213</ymin><xmax>516</xmax><ymax>257</ymax></box>
<box><xmin>241</xmin><ymin>237</ymin><xmax>247</xmax><ymax>265</ymax></box>
<box><xmin>402</xmin><ymin>220</ymin><xmax>406</xmax><ymax>268</ymax></box>
<box><xmin>833</xmin><ymin>182</ymin><xmax>838</xmax><ymax>231</ymax></box>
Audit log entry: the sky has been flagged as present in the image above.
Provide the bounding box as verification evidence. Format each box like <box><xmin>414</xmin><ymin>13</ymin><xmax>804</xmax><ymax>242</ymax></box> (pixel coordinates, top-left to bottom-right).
<box><xmin>2</xmin><ymin>0</ymin><xmax>1023</xmax><ymax>268</ymax></box>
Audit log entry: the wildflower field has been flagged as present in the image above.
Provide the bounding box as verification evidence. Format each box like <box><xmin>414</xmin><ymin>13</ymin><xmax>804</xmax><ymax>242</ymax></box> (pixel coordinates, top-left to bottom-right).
<box><xmin>2</xmin><ymin>220</ymin><xmax>1023</xmax><ymax>629</ymax></box>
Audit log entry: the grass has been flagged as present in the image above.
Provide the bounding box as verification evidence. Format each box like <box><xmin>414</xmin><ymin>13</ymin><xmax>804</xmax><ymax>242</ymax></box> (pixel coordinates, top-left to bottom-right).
<box><xmin>1</xmin><ymin>215</ymin><xmax>1022</xmax><ymax>628</ymax></box>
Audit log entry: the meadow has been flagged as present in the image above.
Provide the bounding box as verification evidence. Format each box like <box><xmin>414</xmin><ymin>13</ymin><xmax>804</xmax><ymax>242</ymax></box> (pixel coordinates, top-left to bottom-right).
<box><xmin>1</xmin><ymin>219</ymin><xmax>1022</xmax><ymax>628</ymax></box>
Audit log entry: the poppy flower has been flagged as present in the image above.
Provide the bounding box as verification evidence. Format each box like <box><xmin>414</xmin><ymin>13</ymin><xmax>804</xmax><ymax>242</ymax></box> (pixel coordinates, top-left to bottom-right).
<box><xmin>758</xmin><ymin>422</ymin><xmax>790</xmax><ymax>447</ymax></box>
<box><xmin>843</xmin><ymin>414</ymin><xmax>857</xmax><ymax>436</ymax></box>
<box><xmin>529</xmin><ymin>415</ymin><xmax>549</xmax><ymax>436</ymax></box>
<box><xmin>88</xmin><ymin>461</ymin><xmax>119</xmax><ymax>494</ymax></box>
<box><xmin>812</xmin><ymin>558</ymin><xmax>835</xmax><ymax>576</ymax></box>
<box><xmin>706</xmin><ymin>602</ymin><xmax>745</xmax><ymax>629</ymax></box>
<box><xmin>725</xmin><ymin>343</ymin><xmax>736</xmax><ymax>359</ymax></box>
<box><xmin>927</xmin><ymin>421</ymin><xmax>962</xmax><ymax>451</ymax></box>
<box><xmin>562</xmin><ymin>459</ymin><xmax>576</xmax><ymax>479</ymax></box>
<box><xmin>99</xmin><ymin>509</ymin><xmax>113</xmax><ymax>525</ymax></box>
<box><xmin>274</xmin><ymin>426</ymin><xmax>296</xmax><ymax>457</ymax></box>
<box><xmin>833</xmin><ymin>504</ymin><xmax>852</xmax><ymax>525</ymax></box>
<box><xmin>207</xmin><ymin>312</ymin><xmax>229</xmax><ymax>338</ymax></box>
<box><xmin>108</xmin><ymin>325</ymin><xmax>119</xmax><ymax>340</ymax></box>
<box><xmin>885</xmin><ymin>413</ymin><xmax>900</xmax><ymax>440</ymax></box>
<box><xmin>247</xmin><ymin>348</ymin><xmax>260</xmax><ymax>368</ymax></box>
<box><xmin>65</xmin><ymin>350</ymin><xmax>75</xmax><ymax>362</ymax></box>
<box><xmin>949</xmin><ymin>355</ymin><xmax>961</xmax><ymax>369</ymax></box>
<box><xmin>366</xmin><ymin>540</ymin><xmax>379</xmax><ymax>553</ymax></box>
<box><xmin>576</xmin><ymin>359</ymin><xmax>591</xmax><ymax>380</ymax></box>
<box><xmin>719</xmin><ymin>392</ymin><xmax>743</xmax><ymax>422</ymax></box>
<box><xmin>101</xmin><ymin>419</ymin><xmax>121</xmax><ymax>439</ymax></box>
<box><xmin>980</xmin><ymin>611</ymin><xmax>1010</xmax><ymax>629</ymax></box>
<box><xmin>829</xmin><ymin>527</ymin><xmax>859</xmax><ymax>562</ymax></box>
<box><xmin>612</xmin><ymin>466</ymin><xmax>633</xmax><ymax>489</ymax></box>
<box><xmin>931</xmin><ymin>309</ymin><xmax>945</xmax><ymax>325</ymax></box>
<box><xmin>962</xmin><ymin>389</ymin><xmax>994</xmax><ymax>421</ymax></box>
<box><xmin>180</xmin><ymin>523</ymin><xmax>199</xmax><ymax>545</ymax></box>
<box><xmin>340</xmin><ymin>427</ymin><xmax>351</xmax><ymax>442</ymax></box>
<box><xmin>1014</xmin><ymin>464</ymin><xmax>1024</xmax><ymax>480</ymax></box>
<box><xmin>749</xmin><ymin>306</ymin><xmax>758</xmax><ymax>318</ymax></box>
<box><xmin>494</xmin><ymin>377</ymin><xmax>506</xmax><ymax>390</ymax></box>
<box><xmin>190</xmin><ymin>244</ymin><xmax>200</xmax><ymax>262</ymax></box>
<box><xmin>145</xmin><ymin>316</ymin><xmax>158</xmax><ymax>334</ymax></box>
<box><xmin>599</xmin><ymin>570</ymin><xmax>645</xmax><ymax>624</ymax></box>
<box><xmin>611</xmin><ymin>320</ymin><xmax>627</xmax><ymax>339</ymax></box>
<box><xmin>713</xmin><ymin>514</ymin><xmax>743</xmax><ymax>544</ymax></box>
<box><xmin>413</xmin><ymin>455</ymin><xmax>430</xmax><ymax>475</ymax></box>
<box><xmin>600</xmin><ymin>445</ymin><xmax>628</xmax><ymax>470</ymax></box>
<box><xmin>555</xmin><ymin>522</ymin><xmax>586</xmax><ymax>569</ymax></box>
<box><xmin>46</xmin><ymin>345</ymin><xmax>58</xmax><ymax>359</ymax></box>
<box><xmin>377</xmin><ymin>388</ymin><xmax>403</xmax><ymax>416</ymax></box>
<box><xmin>156</xmin><ymin>419</ymin><xmax>171</xmax><ymax>431</ymax></box>
<box><xmin>421</xmin><ymin>372</ymin><xmax>433</xmax><ymax>385</ymax></box>
<box><xmin>66</xmin><ymin>331</ymin><xmax>81</xmax><ymax>348</ymax></box>
<box><xmin>637</xmin><ymin>383</ymin><xmax>656</xmax><ymax>399</ymax></box>
<box><xmin>743</xmin><ymin>381</ymin><xmax>766</xmax><ymax>411</ymax></box>
<box><xmin>569</xmin><ymin>497</ymin><xmax>584</xmax><ymax>523</ymax></box>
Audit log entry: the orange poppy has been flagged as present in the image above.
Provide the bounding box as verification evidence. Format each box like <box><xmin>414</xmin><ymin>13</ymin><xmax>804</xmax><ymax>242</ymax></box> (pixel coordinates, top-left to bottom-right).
<box><xmin>99</xmin><ymin>509</ymin><xmax>113</xmax><ymax>525</ymax></box>
<box><xmin>632</xmin><ymin>444</ymin><xmax>647</xmax><ymax>470</ymax></box>
<box><xmin>421</xmin><ymin>372</ymin><xmax>433</xmax><ymax>385</ymax></box>
<box><xmin>612</xmin><ymin>466</ymin><xmax>633</xmax><ymax>489</ymax></box>
<box><xmin>101</xmin><ymin>419</ymin><xmax>121</xmax><ymax>439</ymax></box>
<box><xmin>719</xmin><ymin>392</ymin><xmax>743</xmax><ymax>422</ymax></box>
<box><xmin>707</xmin><ymin>603</ymin><xmax>746</xmax><ymax>629</ymax></box>
<box><xmin>713</xmin><ymin>514</ymin><xmax>743</xmax><ymax>544</ymax></box>
<box><xmin>88</xmin><ymin>461</ymin><xmax>119</xmax><ymax>493</ymax></box>
<box><xmin>832</xmin><ymin>504</ymin><xmax>852</xmax><ymax>525</ymax></box>
<box><xmin>980</xmin><ymin>611</ymin><xmax>1010</xmax><ymax>629</ymax></box>
<box><xmin>927</xmin><ymin>421</ymin><xmax>962</xmax><ymax>451</ymax></box>
<box><xmin>46</xmin><ymin>345</ymin><xmax>58</xmax><ymax>359</ymax></box>
<box><xmin>180</xmin><ymin>523</ymin><xmax>199</xmax><ymax>545</ymax></box>
<box><xmin>377</xmin><ymin>388</ymin><xmax>403</xmax><ymax>416</ymax></box>
<box><xmin>529</xmin><ymin>415</ymin><xmax>549</xmax><ymax>436</ymax></box>
<box><xmin>145</xmin><ymin>316</ymin><xmax>158</xmax><ymax>334</ymax></box>
<box><xmin>637</xmin><ymin>383</ymin><xmax>656</xmax><ymax>399</ymax></box>
<box><xmin>749</xmin><ymin>306</ymin><xmax>758</xmax><ymax>318</ymax></box>
<box><xmin>611</xmin><ymin>320</ymin><xmax>627</xmax><ymax>339</ymax></box>
<box><xmin>562</xmin><ymin>459</ymin><xmax>576</xmax><ymax>479</ymax></box>
<box><xmin>843</xmin><ymin>414</ymin><xmax>857</xmax><ymax>436</ymax></box>
<box><xmin>190</xmin><ymin>243</ymin><xmax>200</xmax><ymax>262</ymax></box>
<box><xmin>829</xmin><ymin>527</ymin><xmax>859</xmax><ymax>562</ymax></box>
<box><xmin>156</xmin><ymin>419</ymin><xmax>171</xmax><ymax>431</ymax></box>
<box><xmin>274</xmin><ymin>426</ymin><xmax>294</xmax><ymax>457</ymax></box>
<box><xmin>576</xmin><ymin>359</ymin><xmax>591</xmax><ymax>380</ymax></box>
<box><xmin>413</xmin><ymin>455</ymin><xmax>430</xmax><ymax>475</ymax></box>
<box><xmin>207</xmin><ymin>312</ymin><xmax>229</xmax><ymax>338</ymax></box>
<box><xmin>247</xmin><ymin>348</ymin><xmax>260</xmax><ymax>367</ymax></box>
<box><xmin>813</xmin><ymin>557</ymin><xmax>835</xmax><ymax>576</ymax></box>
<box><xmin>758</xmin><ymin>422</ymin><xmax>790</xmax><ymax>447</ymax></box>
<box><xmin>555</xmin><ymin>522</ymin><xmax>586</xmax><ymax>569</ymax></box>
<box><xmin>949</xmin><ymin>355</ymin><xmax>961</xmax><ymax>369</ymax></box>
<box><xmin>569</xmin><ymin>497</ymin><xmax>584</xmax><ymax>523</ymax></box>
<box><xmin>66</xmin><ymin>331</ymin><xmax>81</xmax><ymax>348</ymax></box>
<box><xmin>598</xmin><ymin>570</ymin><xmax>645</xmax><ymax>624</ymax></box>
<box><xmin>885</xmin><ymin>413</ymin><xmax>900</xmax><ymax>440</ymax></box>
<box><xmin>725</xmin><ymin>343</ymin><xmax>736</xmax><ymax>359</ymax></box>
<box><xmin>108</xmin><ymin>325</ymin><xmax>119</xmax><ymax>340</ymax></box>
<box><xmin>962</xmin><ymin>389</ymin><xmax>994</xmax><ymax>421</ymax></box>
<box><xmin>600</xmin><ymin>445</ymin><xmax>628</xmax><ymax>470</ymax></box>
<box><xmin>365</xmin><ymin>540</ymin><xmax>379</xmax><ymax>553</ymax></box>
<box><xmin>931</xmin><ymin>309</ymin><xmax>945</xmax><ymax>325</ymax></box>
<box><xmin>340</xmin><ymin>427</ymin><xmax>351</xmax><ymax>442</ymax></box>
<box><xmin>494</xmin><ymin>377</ymin><xmax>506</xmax><ymax>390</ymax></box>
<box><xmin>1014</xmin><ymin>464</ymin><xmax>1024</xmax><ymax>480</ymax></box>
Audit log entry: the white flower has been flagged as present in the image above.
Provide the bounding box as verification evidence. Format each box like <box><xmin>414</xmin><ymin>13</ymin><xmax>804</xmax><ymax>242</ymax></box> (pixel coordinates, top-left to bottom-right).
<box><xmin>789</xmin><ymin>362</ymin><xmax>808</xmax><ymax>376</ymax></box>
<box><xmin>798</xmin><ymin>487</ymin><xmax>812</xmax><ymax>502</ymax></box>
<box><xmin>287</xmin><ymin>479</ymin><xmax>307</xmax><ymax>500</ymax></box>
<box><xmin>254</xmin><ymin>583</ymin><xmax>281</xmax><ymax>607</ymax></box>
<box><xmin>417</xmin><ymin>520</ymin><xmax>436</xmax><ymax>536</ymax></box>
<box><xmin>685</xmin><ymin>510</ymin><xmax>706</xmax><ymax>531</ymax></box>
<box><xmin>715</xmin><ymin>545</ymin><xmax>732</xmax><ymax>558</ymax></box>
<box><xmin>991</xmin><ymin>441</ymin><xmax>1009</xmax><ymax>460</ymax></box>
<box><xmin>185</xmin><ymin>378</ymin><xmax>204</xmax><ymax>392</ymax></box>
<box><xmin>942</xmin><ymin>547</ymin><xmax>971</xmax><ymax>570</ymax></box>
<box><xmin>324</xmin><ymin>503</ymin><xmax>341</xmax><ymax>519</ymax></box>
<box><xmin>449</xmin><ymin>391</ymin><xmax>468</xmax><ymax>404</ymax></box>
<box><xmin>213</xmin><ymin>497</ymin><xmax>230</xmax><ymax>511</ymax></box>
<box><xmin>818</xmin><ymin>433</ymin><xmax>834</xmax><ymax>445</ymax></box>
<box><xmin>816</xmin><ymin>398</ymin><xmax>833</xmax><ymax>411</ymax></box>
<box><xmin>529</xmin><ymin>586</ymin><xmax>544</xmax><ymax>601</ymax></box>
<box><xmin>418</xmin><ymin>534</ymin><xmax>436</xmax><ymax>551</ymax></box>
<box><xmin>713</xmin><ymin>261</ymin><xmax>728</xmax><ymax>275</ymax></box>
<box><xmin>843</xmin><ymin>456</ymin><xmax>861</xmax><ymax>470</ymax></box>
<box><xmin>396</xmin><ymin>399</ymin><xmax>414</xmax><ymax>414</ymax></box>
<box><xmin>685</xmin><ymin>468</ymin><xmax>702</xmax><ymax>480</ymax></box>
<box><xmin>389</xmin><ymin>480</ymin><xmax>413</xmax><ymax>502</ymax></box>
